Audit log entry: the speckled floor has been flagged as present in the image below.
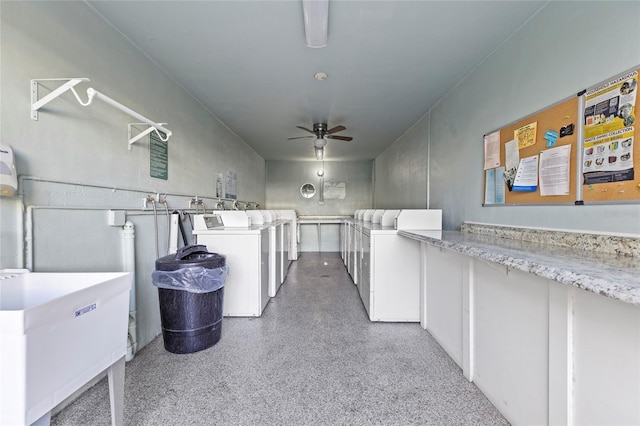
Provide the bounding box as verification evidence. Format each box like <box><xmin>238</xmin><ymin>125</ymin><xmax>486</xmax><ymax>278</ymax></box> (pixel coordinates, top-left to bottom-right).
<box><xmin>52</xmin><ymin>252</ymin><xmax>509</xmax><ymax>426</ymax></box>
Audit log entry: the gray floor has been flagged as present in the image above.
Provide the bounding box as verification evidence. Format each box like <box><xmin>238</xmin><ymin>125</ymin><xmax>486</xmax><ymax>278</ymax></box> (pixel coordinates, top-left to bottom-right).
<box><xmin>52</xmin><ymin>252</ymin><xmax>509</xmax><ymax>426</ymax></box>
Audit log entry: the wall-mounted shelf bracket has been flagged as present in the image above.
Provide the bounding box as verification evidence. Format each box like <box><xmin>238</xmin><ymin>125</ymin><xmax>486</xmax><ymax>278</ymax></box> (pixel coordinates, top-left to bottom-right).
<box><xmin>128</xmin><ymin>123</ymin><xmax>168</xmax><ymax>150</ymax></box>
<box><xmin>30</xmin><ymin>77</ymin><xmax>172</xmax><ymax>147</ymax></box>
<box><xmin>31</xmin><ymin>78</ymin><xmax>90</xmax><ymax>120</ymax></box>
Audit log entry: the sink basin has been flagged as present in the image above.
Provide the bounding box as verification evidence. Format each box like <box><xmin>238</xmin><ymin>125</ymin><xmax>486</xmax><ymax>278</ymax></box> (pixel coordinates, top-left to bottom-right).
<box><xmin>0</xmin><ymin>272</ymin><xmax>131</xmax><ymax>425</ymax></box>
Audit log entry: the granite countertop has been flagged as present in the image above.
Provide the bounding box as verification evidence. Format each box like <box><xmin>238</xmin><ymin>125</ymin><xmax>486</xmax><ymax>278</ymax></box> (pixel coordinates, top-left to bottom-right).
<box><xmin>399</xmin><ymin>230</ymin><xmax>640</xmax><ymax>306</ymax></box>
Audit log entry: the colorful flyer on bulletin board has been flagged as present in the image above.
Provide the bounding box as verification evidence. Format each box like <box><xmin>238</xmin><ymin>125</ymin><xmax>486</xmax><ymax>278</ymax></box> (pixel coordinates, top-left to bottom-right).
<box><xmin>582</xmin><ymin>127</ymin><xmax>634</xmax><ymax>184</ymax></box>
<box><xmin>582</xmin><ymin>70</ymin><xmax>636</xmax><ymax>184</ymax></box>
<box><xmin>514</xmin><ymin>122</ymin><xmax>537</xmax><ymax>149</ymax></box>
<box><xmin>583</xmin><ymin>70</ymin><xmax>636</xmax><ymax>140</ymax></box>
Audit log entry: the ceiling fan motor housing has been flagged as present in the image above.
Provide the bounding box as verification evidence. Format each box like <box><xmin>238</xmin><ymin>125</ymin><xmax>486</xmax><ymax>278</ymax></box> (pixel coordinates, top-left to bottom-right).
<box><xmin>313</xmin><ymin>123</ymin><xmax>328</xmax><ymax>138</ymax></box>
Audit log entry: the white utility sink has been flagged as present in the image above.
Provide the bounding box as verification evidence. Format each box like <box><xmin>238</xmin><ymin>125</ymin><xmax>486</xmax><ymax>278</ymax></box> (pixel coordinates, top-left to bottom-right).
<box><xmin>0</xmin><ymin>272</ymin><xmax>131</xmax><ymax>426</ymax></box>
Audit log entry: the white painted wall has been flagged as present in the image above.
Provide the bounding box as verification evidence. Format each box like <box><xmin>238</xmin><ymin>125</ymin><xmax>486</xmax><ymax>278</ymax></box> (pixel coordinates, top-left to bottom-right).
<box><xmin>376</xmin><ymin>1</ymin><xmax>640</xmax><ymax>233</ymax></box>
<box><xmin>374</xmin><ymin>114</ymin><xmax>429</xmax><ymax>209</ymax></box>
<box><xmin>0</xmin><ymin>2</ymin><xmax>265</xmax><ymax>349</ymax></box>
<box><xmin>265</xmin><ymin>160</ymin><xmax>373</xmax><ymax>216</ymax></box>
<box><xmin>266</xmin><ymin>160</ymin><xmax>372</xmax><ymax>252</ymax></box>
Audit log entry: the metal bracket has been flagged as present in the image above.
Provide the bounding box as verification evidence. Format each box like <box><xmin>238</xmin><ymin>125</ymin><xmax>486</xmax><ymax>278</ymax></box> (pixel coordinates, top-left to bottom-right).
<box><xmin>31</xmin><ymin>78</ymin><xmax>90</xmax><ymax>120</ymax></box>
<box><xmin>30</xmin><ymin>77</ymin><xmax>172</xmax><ymax>150</ymax></box>
<box><xmin>127</xmin><ymin>123</ymin><xmax>168</xmax><ymax>150</ymax></box>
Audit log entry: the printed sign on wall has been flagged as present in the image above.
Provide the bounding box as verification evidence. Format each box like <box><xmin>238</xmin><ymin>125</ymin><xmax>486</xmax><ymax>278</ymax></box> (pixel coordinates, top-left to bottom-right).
<box><xmin>150</xmin><ymin>131</ymin><xmax>168</xmax><ymax>180</ymax></box>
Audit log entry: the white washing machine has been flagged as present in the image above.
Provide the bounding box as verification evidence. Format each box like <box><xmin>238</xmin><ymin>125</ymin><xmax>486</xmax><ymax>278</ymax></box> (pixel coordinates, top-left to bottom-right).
<box><xmin>193</xmin><ymin>213</ymin><xmax>270</xmax><ymax>317</ymax></box>
<box><xmin>356</xmin><ymin>209</ymin><xmax>442</xmax><ymax>322</ymax></box>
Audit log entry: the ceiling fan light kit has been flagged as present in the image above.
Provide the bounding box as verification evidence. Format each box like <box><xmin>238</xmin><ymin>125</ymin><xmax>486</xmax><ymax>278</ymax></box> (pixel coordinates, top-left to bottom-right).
<box><xmin>302</xmin><ymin>0</ymin><xmax>329</xmax><ymax>48</ymax></box>
<box><xmin>314</xmin><ymin>137</ymin><xmax>327</xmax><ymax>148</ymax></box>
<box><xmin>314</xmin><ymin>137</ymin><xmax>326</xmax><ymax>160</ymax></box>
<box><xmin>287</xmin><ymin>122</ymin><xmax>352</xmax><ymax>160</ymax></box>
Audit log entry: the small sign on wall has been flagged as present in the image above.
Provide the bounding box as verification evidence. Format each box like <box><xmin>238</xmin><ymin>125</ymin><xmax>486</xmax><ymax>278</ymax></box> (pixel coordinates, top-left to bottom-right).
<box><xmin>150</xmin><ymin>131</ymin><xmax>168</xmax><ymax>180</ymax></box>
<box><xmin>225</xmin><ymin>170</ymin><xmax>237</xmax><ymax>199</ymax></box>
<box><xmin>324</xmin><ymin>182</ymin><xmax>346</xmax><ymax>199</ymax></box>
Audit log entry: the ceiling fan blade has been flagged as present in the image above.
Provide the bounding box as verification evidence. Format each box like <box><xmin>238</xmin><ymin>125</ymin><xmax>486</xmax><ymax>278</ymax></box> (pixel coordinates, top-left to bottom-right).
<box><xmin>327</xmin><ymin>125</ymin><xmax>346</xmax><ymax>134</ymax></box>
<box><xmin>296</xmin><ymin>126</ymin><xmax>315</xmax><ymax>134</ymax></box>
<box><xmin>287</xmin><ymin>136</ymin><xmax>314</xmax><ymax>140</ymax></box>
<box><xmin>327</xmin><ymin>135</ymin><xmax>353</xmax><ymax>141</ymax></box>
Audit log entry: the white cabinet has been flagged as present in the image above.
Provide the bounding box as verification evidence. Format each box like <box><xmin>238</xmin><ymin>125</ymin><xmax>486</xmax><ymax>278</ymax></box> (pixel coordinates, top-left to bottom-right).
<box><xmin>416</xmin><ymin>238</ymin><xmax>640</xmax><ymax>426</ymax></box>
<box><xmin>423</xmin><ymin>244</ymin><xmax>465</xmax><ymax>366</ymax></box>
<box><xmin>472</xmin><ymin>261</ymin><xmax>550</xmax><ymax>425</ymax></box>
<box><xmin>366</xmin><ymin>230</ymin><xmax>421</xmax><ymax>321</ymax></box>
<box><xmin>572</xmin><ymin>289</ymin><xmax>640</xmax><ymax>426</ymax></box>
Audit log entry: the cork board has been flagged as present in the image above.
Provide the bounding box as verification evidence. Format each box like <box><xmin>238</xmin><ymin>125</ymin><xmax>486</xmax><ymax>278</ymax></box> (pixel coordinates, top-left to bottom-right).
<box><xmin>483</xmin><ymin>96</ymin><xmax>578</xmax><ymax>205</ymax></box>
<box><xmin>581</xmin><ymin>68</ymin><xmax>640</xmax><ymax>203</ymax></box>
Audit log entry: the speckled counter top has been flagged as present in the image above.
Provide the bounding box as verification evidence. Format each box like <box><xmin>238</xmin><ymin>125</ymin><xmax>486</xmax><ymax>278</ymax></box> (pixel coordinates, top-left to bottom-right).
<box><xmin>399</xmin><ymin>229</ymin><xmax>640</xmax><ymax>306</ymax></box>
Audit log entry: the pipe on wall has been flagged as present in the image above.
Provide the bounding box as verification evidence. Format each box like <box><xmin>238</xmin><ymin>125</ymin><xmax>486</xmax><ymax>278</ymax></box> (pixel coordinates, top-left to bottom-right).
<box><xmin>18</xmin><ymin>175</ymin><xmax>259</xmax><ymax>209</ymax></box>
<box><xmin>15</xmin><ymin>196</ymin><xmax>25</xmax><ymax>269</ymax></box>
<box><xmin>24</xmin><ymin>205</ymin><xmax>34</xmax><ymax>272</ymax></box>
<box><xmin>122</xmin><ymin>221</ymin><xmax>137</xmax><ymax>361</ymax></box>
<box><xmin>169</xmin><ymin>213</ymin><xmax>179</xmax><ymax>254</ymax></box>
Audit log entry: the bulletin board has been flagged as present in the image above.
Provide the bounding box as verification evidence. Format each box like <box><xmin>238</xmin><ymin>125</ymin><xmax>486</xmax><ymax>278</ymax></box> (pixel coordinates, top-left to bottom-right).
<box><xmin>483</xmin><ymin>96</ymin><xmax>578</xmax><ymax>205</ymax></box>
<box><xmin>581</xmin><ymin>68</ymin><xmax>639</xmax><ymax>203</ymax></box>
<box><xmin>482</xmin><ymin>66</ymin><xmax>640</xmax><ymax>206</ymax></box>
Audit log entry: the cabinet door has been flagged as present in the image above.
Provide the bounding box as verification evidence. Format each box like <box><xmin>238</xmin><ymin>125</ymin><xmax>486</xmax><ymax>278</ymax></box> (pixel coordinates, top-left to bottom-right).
<box><xmin>425</xmin><ymin>245</ymin><xmax>464</xmax><ymax>366</ymax></box>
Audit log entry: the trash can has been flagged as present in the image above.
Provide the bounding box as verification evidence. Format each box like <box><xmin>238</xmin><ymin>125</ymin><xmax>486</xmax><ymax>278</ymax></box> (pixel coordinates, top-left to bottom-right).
<box><xmin>152</xmin><ymin>245</ymin><xmax>228</xmax><ymax>354</ymax></box>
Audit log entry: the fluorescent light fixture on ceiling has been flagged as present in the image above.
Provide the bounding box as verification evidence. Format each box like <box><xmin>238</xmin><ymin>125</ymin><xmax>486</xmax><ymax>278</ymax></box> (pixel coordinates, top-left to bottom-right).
<box><xmin>303</xmin><ymin>0</ymin><xmax>329</xmax><ymax>48</ymax></box>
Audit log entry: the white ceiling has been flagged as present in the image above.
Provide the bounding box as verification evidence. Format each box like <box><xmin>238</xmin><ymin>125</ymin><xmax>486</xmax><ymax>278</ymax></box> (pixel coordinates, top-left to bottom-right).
<box><xmin>87</xmin><ymin>0</ymin><xmax>545</xmax><ymax>162</ymax></box>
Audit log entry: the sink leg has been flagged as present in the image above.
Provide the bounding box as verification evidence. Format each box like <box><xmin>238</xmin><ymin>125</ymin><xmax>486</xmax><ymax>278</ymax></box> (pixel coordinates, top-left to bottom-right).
<box><xmin>108</xmin><ymin>356</ymin><xmax>125</xmax><ymax>426</ymax></box>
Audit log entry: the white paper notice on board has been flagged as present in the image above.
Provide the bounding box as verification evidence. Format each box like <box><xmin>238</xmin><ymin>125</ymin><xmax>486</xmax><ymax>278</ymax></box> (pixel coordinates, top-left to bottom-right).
<box><xmin>485</xmin><ymin>169</ymin><xmax>496</xmax><ymax>204</ymax></box>
<box><xmin>495</xmin><ymin>166</ymin><xmax>505</xmax><ymax>203</ymax></box>
<box><xmin>484</xmin><ymin>167</ymin><xmax>506</xmax><ymax>205</ymax></box>
<box><xmin>505</xmin><ymin>139</ymin><xmax>519</xmax><ymax>171</ymax></box>
<box><xmin>539</xmin><ymin>144</ymin><xmax>571</xmax><ymax>196</ymax></box>
<box><xmin>484</xmin><ymin>131</ymin><xmax>501</xmax><ymax>170</ymax></box>
<box><xmin>512</xmin><ymin>155</ymin><xmax>539</xmax><ymax>192</ymax></box>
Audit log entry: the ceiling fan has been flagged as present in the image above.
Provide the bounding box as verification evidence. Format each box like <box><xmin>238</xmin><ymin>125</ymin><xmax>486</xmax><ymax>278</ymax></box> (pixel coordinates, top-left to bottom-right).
<box><xmin>288</xmin><ymin>123</ymin><xmax>352</xmax><ymax>159</ymax></box>
<box><xmin>287</xmin><ymin>123</ymin><xmax>353</xmax><ymax>143</ymax></box>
